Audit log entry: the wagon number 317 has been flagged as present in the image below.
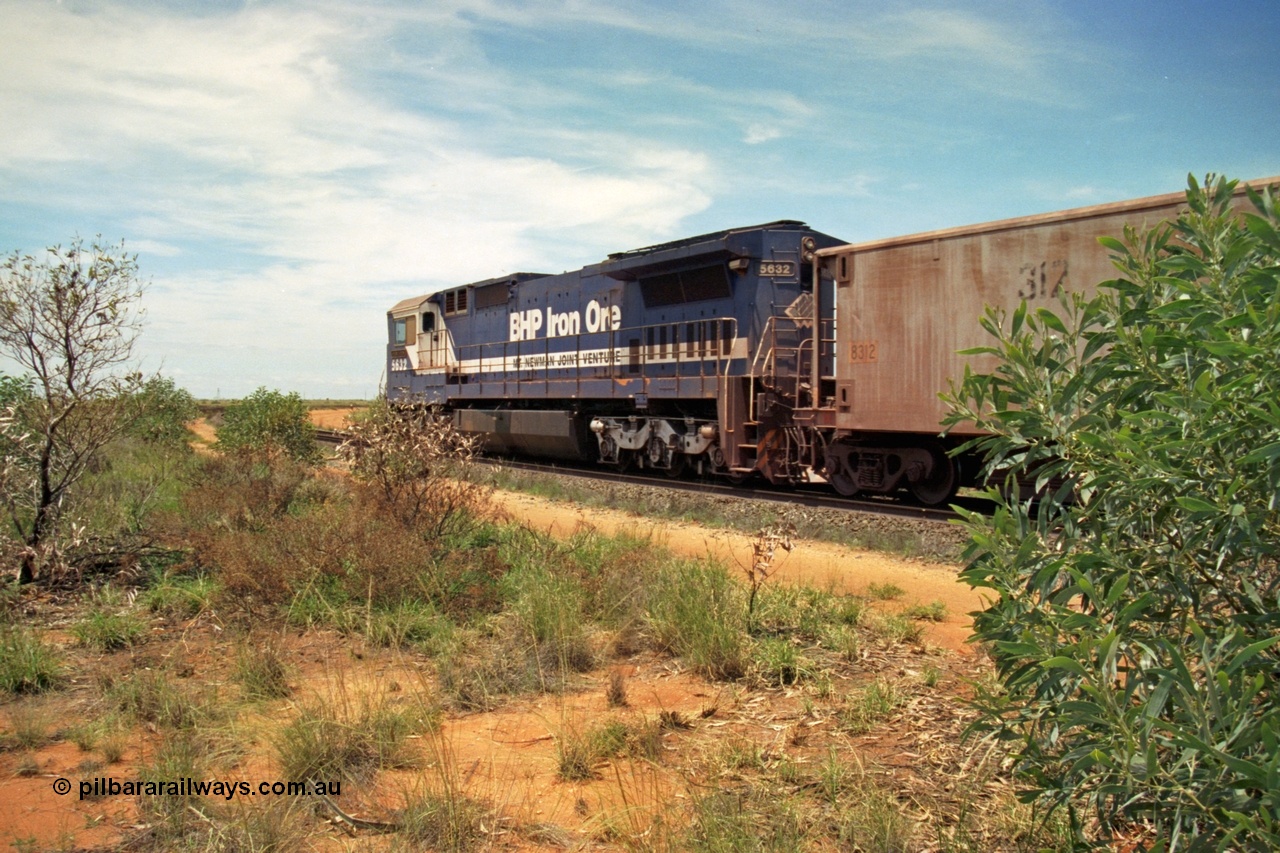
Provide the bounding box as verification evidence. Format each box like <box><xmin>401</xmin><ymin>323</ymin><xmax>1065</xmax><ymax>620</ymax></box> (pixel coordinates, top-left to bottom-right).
<box><xmin>1018</xmin><ymin>259</ymin><xmax>1068</xmax><ymax>300</ymax></box>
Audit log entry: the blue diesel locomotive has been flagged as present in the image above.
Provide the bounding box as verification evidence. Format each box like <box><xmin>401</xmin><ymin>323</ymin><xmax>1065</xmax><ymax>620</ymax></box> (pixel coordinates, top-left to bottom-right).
<box><xmin>386</xmin><ymin>220</ymin><xmax>847</xmax><ymax>487</ymax></box>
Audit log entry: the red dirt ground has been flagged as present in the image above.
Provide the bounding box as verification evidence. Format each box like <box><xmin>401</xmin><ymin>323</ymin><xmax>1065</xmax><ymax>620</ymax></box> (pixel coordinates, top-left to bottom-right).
<box><xmin>0</xmin><ymin>411</ymin><xmax>986</xmax><ymax>850</ymax></box>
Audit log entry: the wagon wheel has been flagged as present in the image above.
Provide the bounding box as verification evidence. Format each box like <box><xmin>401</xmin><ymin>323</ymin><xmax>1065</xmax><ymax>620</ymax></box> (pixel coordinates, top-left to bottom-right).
<box><xmin>828</xmin><ymin>467</ymin><xmax>858</xmax><ymax>497</ymax></box>
<box><xmin>909</xmin><ymin>445</ymin><xmax>958</xmax><ymax>506</ymax></box>
<box><xmin>824</xmin><ymin>447</ymin><xmax>858</xmax><ymax>497</ymax></box>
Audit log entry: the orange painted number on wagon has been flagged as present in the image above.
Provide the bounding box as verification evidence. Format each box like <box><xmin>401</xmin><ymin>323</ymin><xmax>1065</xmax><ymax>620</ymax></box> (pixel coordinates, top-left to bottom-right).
<box><xmin>849</xmin><ymin>340</ymin><xmax>878</xmax><ymax>363</ymax></box>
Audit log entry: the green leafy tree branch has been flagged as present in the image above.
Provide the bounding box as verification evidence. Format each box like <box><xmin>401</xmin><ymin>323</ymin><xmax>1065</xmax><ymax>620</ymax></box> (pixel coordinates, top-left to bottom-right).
<box><xmin>944</xmin><ymin>175</ymin><xmax>1280</xmax><ymax>850</ymax></box>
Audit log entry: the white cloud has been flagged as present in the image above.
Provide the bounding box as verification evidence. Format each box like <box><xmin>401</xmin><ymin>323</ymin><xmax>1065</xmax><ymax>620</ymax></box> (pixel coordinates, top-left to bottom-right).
<box><xmin>0</xmin><ymin>0</ymin><xmax>719</xmax><ymax>395</ymax></box>
<box><xmin>4</xmin><ymin>0</ymin><xmax>1263</xmax><ymax>398</ymax></box>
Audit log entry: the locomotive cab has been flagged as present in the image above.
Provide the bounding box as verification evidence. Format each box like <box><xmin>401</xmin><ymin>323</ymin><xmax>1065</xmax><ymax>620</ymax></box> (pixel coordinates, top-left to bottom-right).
<box><xmin>387</xmin><ymin>294</ymin><xmax>455</xmax><ymax>399</ymax></box>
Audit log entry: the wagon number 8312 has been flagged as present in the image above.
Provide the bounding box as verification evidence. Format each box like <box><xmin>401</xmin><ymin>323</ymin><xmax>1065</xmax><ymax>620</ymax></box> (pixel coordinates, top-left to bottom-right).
<box><xmin>848</xmin><ymin>341</ymin><xmax>878</xmax><ymax>364</ymax></box>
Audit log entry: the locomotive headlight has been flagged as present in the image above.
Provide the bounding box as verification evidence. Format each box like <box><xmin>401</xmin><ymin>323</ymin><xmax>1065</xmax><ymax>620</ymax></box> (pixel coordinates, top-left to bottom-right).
<box><xmin>801</xmin><ymin>236</ymin><xmax>817</xmax><ymax>262</ymax></box>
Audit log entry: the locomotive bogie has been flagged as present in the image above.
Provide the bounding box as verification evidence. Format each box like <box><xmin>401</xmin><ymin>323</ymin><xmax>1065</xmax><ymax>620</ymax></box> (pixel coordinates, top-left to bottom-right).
<box><xmin>589</xmin><ymin>415</ymin><xmax>718</xmax><ymax>474</ymax></box>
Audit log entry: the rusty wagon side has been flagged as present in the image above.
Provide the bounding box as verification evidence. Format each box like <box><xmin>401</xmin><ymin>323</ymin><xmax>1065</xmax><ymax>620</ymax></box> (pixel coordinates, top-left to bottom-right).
<box><xmin>811</xmin><ymin>178</ymin><xmax>1276</xmax><ymax>503</ymax></box>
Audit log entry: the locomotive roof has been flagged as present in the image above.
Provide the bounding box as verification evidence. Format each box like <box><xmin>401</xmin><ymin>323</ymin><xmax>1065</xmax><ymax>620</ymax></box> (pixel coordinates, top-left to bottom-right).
<box><xmin>600</xmin><ymin>220</ymin><xmax>833</xmax><ymax>281</ymax></box>
<box><xmin>390</xmin><ymin>220</ymin><xmax>843</xmax><ymax>311</ymax></box>
<box><xmin>388</xmin><ymin>272</ymin><xmax>551</xmax><ymax>313</ymax></box>
<box><xmin>604</xmin><ymin>220</ymin><xmax>809</xmax><ymax>261</ymax></box>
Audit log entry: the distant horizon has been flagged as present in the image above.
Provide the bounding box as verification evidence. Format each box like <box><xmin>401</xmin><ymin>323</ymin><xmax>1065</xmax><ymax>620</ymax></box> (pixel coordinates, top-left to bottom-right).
<box><xmin>3</xmin><ymin>0</ymin><xmax>1277</xmax><ymax>398</ymax></box>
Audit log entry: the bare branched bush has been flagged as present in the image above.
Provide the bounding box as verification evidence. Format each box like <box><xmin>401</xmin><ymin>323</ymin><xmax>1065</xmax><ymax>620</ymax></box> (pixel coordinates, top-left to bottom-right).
<box><xmin>204</xmin><ymin>499</ymin><xmax>433</xmax><ymax>616</ymax></box>
<box><xmin>339</xmin><ymin>398</ymin><xmax>490</xmax><ymax>540</ymax></box>
<box><xmin>744</xmin><ymin>522</ymin><xmax>794</xmax><ymax>629</ymax></box>
<box><xmin>0</xmin><ymin>239</ymin><xmax>146</xmax><ymax>583</ymax></box>
<box><xmin>177</xmin><ymin>452</ymin><xmax>313</xmax><ymax>534</ymax></box>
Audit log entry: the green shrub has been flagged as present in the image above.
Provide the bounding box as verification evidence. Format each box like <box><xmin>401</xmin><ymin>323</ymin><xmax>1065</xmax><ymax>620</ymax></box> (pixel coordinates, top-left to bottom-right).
<box><xmin>839</xmin><ymin>677</ymin><xmax>903</xmax><ymax>734</ymax></box>
<box><xmin>502</xmin><ymin>562</ymin><xmax>594</xmax><ymax>678</ymax></box>
<box><xmin>139</xmin><ymin>572</ymin><xmax>218</xmax><ymax>620</ymax></box>
<box><xmin>71</xmin><ymin>435</ymin><xmax>199</xmax><ymax>538</ymax></box>
<box><xmin>751</xmin><ymin>636</ymin><xmax>810</xmax><ymax>686</ymax></box>
<box><xmin>275</xmin><ymin>696</ymin><xmax>432</xmax><ymax>781</ymax></box>
<box><xmin>944</xmin><ymin>175</ymin><xmax>1280</xmax><ymax>849</ymax></box>
<box><xmin>127</xmin><ymin>375</ymin><xmax>198</xmax><ymax>445</ymax></box>
<box><xmin>902</xmin><ymin>600</ymin><xmax>947</xmax><ymax>622</ymax></box>
<box><xmin>436</xmin><ymin>629</ymin><xmax>542</xmax><ymax>711</ymax></box>
<box><xmin>0</xmin><ymin>627</ymin><xmax>62</xmax><ymax>694</ymax></box>
<box><xmin>646</xmin><ymin>559</ymin><xmax>747</xmax><ymax>680</ymax></box>
<box><xmin>71</xmin><ymin>607</ymin><xmax>147</xmax><ymax>650</ymax></box>
<box><xmin>682</xmin><ymin>787</ymin><xmax>809</xmax><ymax>851</ymax></box>
<box><xmin>395</xmin><ymin>786</ymin><xmax>489</xmax><ymax>852</ymax></box>
<box><xmin>362</xmin><ymin>600</ymin><xmax>454</xmax><ymax>653</ymax></box>
<box><xmin>234</xmin><ymin>640</ymin><xmax>292</xmax><ymax>700</ymax></box>
<box><xmin>216</xmin><ymin>387</ymin><xmax>320</xmax><ymax>463</ymax></box>
<box><xmin>105</xmin><ymin>669</ymin><xmax>220</xmax><ymax>730</ymax></box>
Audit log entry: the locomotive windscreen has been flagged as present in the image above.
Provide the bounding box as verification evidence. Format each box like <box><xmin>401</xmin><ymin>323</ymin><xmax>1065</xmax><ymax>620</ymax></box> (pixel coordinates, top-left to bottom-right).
<box><xmin>639</xmin><ymin>264</ymin><xmax>731</xmax><ymax>307</ymax></box>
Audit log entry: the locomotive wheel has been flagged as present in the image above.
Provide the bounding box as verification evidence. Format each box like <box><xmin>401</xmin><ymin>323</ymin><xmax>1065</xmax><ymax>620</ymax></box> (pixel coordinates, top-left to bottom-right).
<box><xmin>909</xmin><ymin>447</ymin><xmax>958</xmax><ymax>506</ymax></box>
<box><xmin>664</xmin><ymin>453</ymin><xmax>687</xmax><ymax>478</ymax></box>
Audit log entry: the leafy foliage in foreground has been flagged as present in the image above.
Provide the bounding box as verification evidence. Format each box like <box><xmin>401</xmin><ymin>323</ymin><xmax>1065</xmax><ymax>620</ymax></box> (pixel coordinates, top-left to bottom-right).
<box><xmin>216</xmin><ymin>387</ymin><xmax>320</xmax><ymax>463</ymax></box>
<box><xmin>945</xmin><ymin>176</ymin><xmax>1280</xmax><ymax>850</ymax></box>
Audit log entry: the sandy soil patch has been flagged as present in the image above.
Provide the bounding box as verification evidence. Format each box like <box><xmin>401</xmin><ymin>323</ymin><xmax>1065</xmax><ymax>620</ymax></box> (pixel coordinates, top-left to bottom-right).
<box><xmin>308</xmin><ymin>408</ymin><xmax>361</xmax><ymax>430</ymax></box>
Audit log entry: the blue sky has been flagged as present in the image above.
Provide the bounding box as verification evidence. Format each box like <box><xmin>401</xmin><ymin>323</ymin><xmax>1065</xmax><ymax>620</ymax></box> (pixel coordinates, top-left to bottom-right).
<box><xmin>1</xmin><ymin>0</ymin><xmax>1277</xmax><ymax>399</ymax></box>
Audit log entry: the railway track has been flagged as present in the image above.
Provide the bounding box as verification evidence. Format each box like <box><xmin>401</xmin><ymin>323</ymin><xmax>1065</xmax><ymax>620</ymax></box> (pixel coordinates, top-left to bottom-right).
<box><xmin>476</xmin><ymin>457</ymin><xmax>987</xmax><ymax>524</ymax></box>
<box><xmin>315</xmin><ymin>426</ymin><xmax>984</xmax><ymax>523</ymax></box>
<box><xmin>313</xmin><ymin>428</ymin><xmax>348</xmax><ymax>445</ymax></box>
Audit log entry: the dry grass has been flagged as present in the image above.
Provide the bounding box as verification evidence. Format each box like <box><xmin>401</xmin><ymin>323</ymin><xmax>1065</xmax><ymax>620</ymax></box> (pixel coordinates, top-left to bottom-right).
<box><xmin>0</xmin><ymin>449</ymin><xmax>1073</xmax><ymax>853</ymax></box>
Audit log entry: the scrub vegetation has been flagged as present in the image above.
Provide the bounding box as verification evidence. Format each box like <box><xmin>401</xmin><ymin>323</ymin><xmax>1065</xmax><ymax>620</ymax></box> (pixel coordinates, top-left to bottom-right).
<box><xmin>2</xmin><ymin>176</ymin><xmax>1275</xmax><ymax>851</ymax></box>
<box><xmin>0</xmin><ymin>389</ymin><xmax>1059</xmax><ymax>852</ymax></box>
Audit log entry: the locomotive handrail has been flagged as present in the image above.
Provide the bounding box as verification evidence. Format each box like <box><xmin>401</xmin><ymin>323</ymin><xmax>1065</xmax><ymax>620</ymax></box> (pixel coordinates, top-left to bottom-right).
<box><xmin>440</xmin><ymin>316</ymin><xmax>740</xmax><ymax>396</ymax></box>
